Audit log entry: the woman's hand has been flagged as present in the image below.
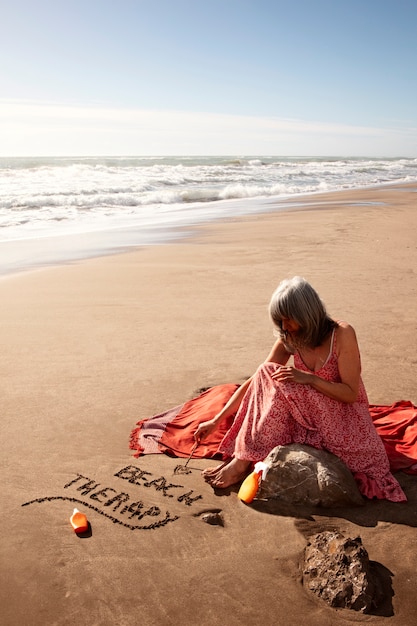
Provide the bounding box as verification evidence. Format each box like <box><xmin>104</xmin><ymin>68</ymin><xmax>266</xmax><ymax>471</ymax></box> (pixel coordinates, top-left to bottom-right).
<box><xmin>271</xmin><ymin>365</ymin><xmax>312</xmax><ymax>385</ymax></box>
<box><xmin>194</xmin><ymin>418</ymin><xmax>218</xmax><ymax>443</ymax></box>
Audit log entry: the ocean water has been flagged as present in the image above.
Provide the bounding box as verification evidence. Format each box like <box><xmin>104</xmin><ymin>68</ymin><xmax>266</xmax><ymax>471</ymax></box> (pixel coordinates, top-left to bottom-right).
<box><xmin>1</xmin><ymin>155</ymin><xmax>416</xmax><ymax>275</ymax></box>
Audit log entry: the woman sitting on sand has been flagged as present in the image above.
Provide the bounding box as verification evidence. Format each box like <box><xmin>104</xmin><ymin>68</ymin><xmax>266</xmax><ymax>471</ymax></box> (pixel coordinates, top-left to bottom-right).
<box><xmin>194</xmin><ymin>276</ymin><xmax>406</xmax><ymax>502</ymax></box>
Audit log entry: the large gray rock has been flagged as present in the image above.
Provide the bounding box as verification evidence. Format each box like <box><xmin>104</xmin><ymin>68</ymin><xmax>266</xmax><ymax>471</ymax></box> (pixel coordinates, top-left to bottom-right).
<box><xmin>258</xmin><ymin>444</ymin><xmax>364</xmax><ymax>507</ymax></box>
<box><xmin>302</xmin><ymin>531</ymin><xmax>385</xmax><ymax>612</ymax></box>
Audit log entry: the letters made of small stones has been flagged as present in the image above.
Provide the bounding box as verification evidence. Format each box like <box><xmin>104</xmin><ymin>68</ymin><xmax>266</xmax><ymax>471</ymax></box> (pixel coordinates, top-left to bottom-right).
<box><xmin>22</xmin><ymin>465</ymin><xmax>203</xmax><ymax>530</ymax></box>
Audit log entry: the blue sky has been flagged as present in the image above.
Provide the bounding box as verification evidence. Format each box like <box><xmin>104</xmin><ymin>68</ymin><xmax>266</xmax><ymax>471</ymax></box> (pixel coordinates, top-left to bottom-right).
<box><xmin>1</xmin><ymin>0</ymin><xmax>416</xmax><ymax>156</ymax></box>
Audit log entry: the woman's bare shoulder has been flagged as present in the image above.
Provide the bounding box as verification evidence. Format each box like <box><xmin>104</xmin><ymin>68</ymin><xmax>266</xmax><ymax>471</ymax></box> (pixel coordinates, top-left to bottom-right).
<box><xmin>335</xmin><ymin>321</ymin><xmax>359</xmax><ymax>349</ymax></box>
<box><xmin>336</xmin><ymin>320</ymin><xmax>357</xmax><ymax>333</ymax></box>
<box><xmin>265</xmin><ymin>338</ymin><xmax>292</xmax><ymax>364</ymax></box>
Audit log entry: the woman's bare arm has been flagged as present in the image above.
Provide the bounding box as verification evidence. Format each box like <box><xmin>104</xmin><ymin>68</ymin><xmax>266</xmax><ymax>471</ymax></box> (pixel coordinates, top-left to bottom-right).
<box><xmin>265</xmin><ymin>338</ymin><xmax>292</xmax><ymax>365</ymax></box>
<box><xmin>194</xmin><ymin>376</ymin><xmax>252</xmax><ymax>442</ymax></box>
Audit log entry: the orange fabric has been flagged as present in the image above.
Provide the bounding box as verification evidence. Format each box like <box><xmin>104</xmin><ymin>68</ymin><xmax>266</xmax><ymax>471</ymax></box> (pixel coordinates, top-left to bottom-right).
<box><xmin>370</xmin><ymin>401</ymin><xmax>417</xmax><ymax>474</ymax></box>
<box><xmin>158</xmin><ymin>384</ymin><xmax>238</xmax><ymax>458</ymax></box>
<box><xmin>129</xmin><ymin>383</ymin><xmax>238</xmax><ymax>458</ymax></box>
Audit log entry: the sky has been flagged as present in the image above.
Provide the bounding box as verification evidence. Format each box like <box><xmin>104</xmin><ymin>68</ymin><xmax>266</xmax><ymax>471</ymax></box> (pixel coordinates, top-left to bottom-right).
<box><xmin>1</xmin><ymin>0</ymin><xmax>416</xmax><ymax>157</ymax></box>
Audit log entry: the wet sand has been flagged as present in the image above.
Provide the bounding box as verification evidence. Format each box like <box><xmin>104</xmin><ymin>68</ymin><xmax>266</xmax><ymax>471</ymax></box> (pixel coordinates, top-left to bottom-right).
<box><xmin>1</xmin><ymin>184</ymin><xmax>417</xmax><ymax>625</ymax></box>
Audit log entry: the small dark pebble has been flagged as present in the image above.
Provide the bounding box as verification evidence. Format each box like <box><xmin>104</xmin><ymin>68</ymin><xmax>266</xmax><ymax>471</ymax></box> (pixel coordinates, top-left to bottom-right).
<box><xmin>200</xmin><ymin>512</ymin><xmax>224</xmax><ymax>526</ymax></box>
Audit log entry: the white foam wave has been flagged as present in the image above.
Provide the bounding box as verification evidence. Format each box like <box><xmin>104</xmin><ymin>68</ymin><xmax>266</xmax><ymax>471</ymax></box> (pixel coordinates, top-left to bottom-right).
<box><xmin>0</xmin><ymin>156</ymin><xmax>416</xmax><ymax>243</ymax></box>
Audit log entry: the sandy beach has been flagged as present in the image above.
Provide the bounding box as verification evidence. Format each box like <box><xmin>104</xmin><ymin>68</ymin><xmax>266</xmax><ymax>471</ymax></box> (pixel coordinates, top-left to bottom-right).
<box><xmin>1</xmin><ymin>184</ymin><xmax>417</xmax><ymax>626</ymax></box>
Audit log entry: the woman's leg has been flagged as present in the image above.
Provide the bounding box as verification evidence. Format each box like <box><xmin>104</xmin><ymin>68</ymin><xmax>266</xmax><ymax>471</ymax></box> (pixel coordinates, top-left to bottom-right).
<box><xmin>202</xmin><ymin>364</ymin><xmax>297</xmax><ymax>488</ymax></box>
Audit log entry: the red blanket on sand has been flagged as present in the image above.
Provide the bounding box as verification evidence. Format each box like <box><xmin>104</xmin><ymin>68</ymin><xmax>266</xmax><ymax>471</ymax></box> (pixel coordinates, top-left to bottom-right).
<box><xmin>129</xmin><ymin>384</ymin><xmax>417</xmax><ymax>475</ymax></box>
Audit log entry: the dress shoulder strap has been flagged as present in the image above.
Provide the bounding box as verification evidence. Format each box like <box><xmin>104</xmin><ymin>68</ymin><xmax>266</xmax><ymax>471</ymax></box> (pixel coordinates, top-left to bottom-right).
<box><xmin>329</xmin><ymin>326</ymin><xmax>337</xmax><ymax>354</ymax></box>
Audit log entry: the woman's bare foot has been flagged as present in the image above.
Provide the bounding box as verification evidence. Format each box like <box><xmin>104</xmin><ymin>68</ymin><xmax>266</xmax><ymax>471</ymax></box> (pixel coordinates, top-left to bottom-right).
<box><xmin>202</xmin><ymin>460</ymin><xmax>230</xmax><ymax>480</ymax></box>
<box><xmin>204</xmin><ymin>458</ymin><xmax>252</xmax><ymax>489</ymax></box>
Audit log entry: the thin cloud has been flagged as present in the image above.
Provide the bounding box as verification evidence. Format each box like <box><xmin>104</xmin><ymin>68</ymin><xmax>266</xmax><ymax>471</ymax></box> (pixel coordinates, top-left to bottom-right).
<box><xmin>0</xmin><ymin>99</ymin><xmax>415</xmax><ymax>156</ymax></box>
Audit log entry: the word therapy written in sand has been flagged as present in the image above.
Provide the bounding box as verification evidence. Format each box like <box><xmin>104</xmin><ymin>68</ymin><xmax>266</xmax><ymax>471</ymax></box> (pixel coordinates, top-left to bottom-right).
<box><xmin>22</xmin><ymin>464</ymin><xmax>204</xmax><ymax>531</ymax></box>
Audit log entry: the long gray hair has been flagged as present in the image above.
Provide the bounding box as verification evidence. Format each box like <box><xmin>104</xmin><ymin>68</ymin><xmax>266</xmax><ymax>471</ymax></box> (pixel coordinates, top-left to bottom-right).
<box><xmin>269</xmin><ymin>276</ymin><xmax>337</xmax><ymax>349</ymax></box>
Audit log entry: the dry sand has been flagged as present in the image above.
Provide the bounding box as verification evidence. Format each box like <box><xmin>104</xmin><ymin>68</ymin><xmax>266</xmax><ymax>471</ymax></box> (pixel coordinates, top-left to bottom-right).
<box><xmin>1</xmin><ymin>184</ymin><xmax>417</xmax><ymax>626</ymax></box>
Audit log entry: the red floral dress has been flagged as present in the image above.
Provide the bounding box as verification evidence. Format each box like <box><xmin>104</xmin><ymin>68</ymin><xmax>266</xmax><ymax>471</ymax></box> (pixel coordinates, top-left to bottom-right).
<box><xmin>219</xmin><ymin>330</ymin><xmax>406</xmax><ymax>502</ymax></box>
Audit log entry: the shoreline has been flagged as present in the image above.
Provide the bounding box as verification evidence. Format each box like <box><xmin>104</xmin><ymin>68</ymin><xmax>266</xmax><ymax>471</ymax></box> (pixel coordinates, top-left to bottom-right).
<box><xmin>2</xmin><ymin>183</ymin><xmax>417</xmax><ymax>625</ymax></box>
<box><xmin>1</xmin><ymin>181</ymin><xmax>416</xmax><ymax>278</ymax></box>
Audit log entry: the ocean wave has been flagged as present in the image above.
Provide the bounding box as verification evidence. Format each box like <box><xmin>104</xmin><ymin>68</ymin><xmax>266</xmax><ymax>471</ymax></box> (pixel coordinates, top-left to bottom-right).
<box><xmin>1</xmin><ymin>156</ymin><xmax>416</xmax><ymax>241</ymax></box>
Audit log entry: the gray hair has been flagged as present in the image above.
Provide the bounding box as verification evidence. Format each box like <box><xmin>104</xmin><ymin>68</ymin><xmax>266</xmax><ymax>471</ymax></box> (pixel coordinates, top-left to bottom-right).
<box><xmin>269</xmin><ymin>276</ymin><xmax>336</xmax><ymax>348</ymax></box>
